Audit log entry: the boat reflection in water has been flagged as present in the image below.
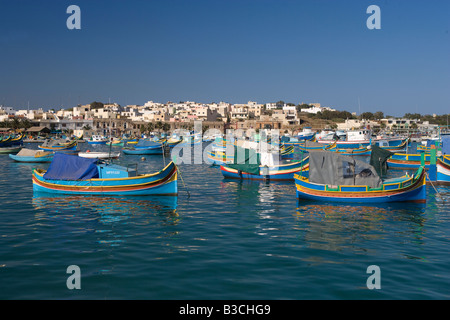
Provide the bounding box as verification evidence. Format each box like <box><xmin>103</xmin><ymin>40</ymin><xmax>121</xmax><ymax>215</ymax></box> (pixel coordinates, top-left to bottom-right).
<box><xmin>294</xmin><ymin>200</ymin><xmax>428</xmax><ymax>261</ymax></box>
<box><xmin>32</xmin><ymin>193</ymin><xmax>178</xmax><ymax>247</ymax></box>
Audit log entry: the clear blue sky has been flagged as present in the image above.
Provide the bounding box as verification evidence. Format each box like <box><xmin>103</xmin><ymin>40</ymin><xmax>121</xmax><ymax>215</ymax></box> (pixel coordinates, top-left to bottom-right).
<box><xmin>1</xmin><ymin>0</ymin><xmax>449</xmax><ymax>116</ymax></box>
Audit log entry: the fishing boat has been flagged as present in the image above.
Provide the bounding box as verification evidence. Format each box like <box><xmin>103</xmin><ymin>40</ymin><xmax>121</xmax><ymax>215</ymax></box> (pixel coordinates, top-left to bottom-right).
<box><xmin>221</xmin><ymin>158</ymin><xmax>309</xmax><ymax>181</ymax></box>
<box><xmin>106</xmin><ymin>139</ymin><xmax>124</xmax><ymax>146</ymax></box>
<box><xmin>122</xmin><ymin>140</ymin><xmax>164</xmax><ymax>155</ymax></box>
<box><xmin>327</xmin><ymin>144</ymin><xmax>372</xmax><ymax>156</ymax></box>
<box><xmin>9</xmin><ymin>148</ymin><xmax>54</xmax><ymax>162</ymax></box>
<box><xmin>374</xmin><ymin>138</ymin><xmax>409</xmax><ymax>152</ymax></box>
<box><xmin>78</xmin><ymin>151</ymin><xmax>120</xmax><ymax>159</ymax></box>
<box><xmin>0</xmin><ymin>132</ymin><xmax>25</xmax><ymax>147</ymax></box>
<box><xmin>206</xmin><ymin>150</ymin><xmax>234</xmax><ymax>165</ymax></box>
<box><xmin>297</xmin><ymin>127</ymin><xmax>316</xmax><ymax>141</ymax></box>
<box><xmin>0</xmin><ymin>146</ymin><xmax>22</xmax><ymax>154</ymax></box>
<box><xmin>87</xmin><ymin>135</ymin><xmax>108</xmax><ymax>145</ymax></box>
<box><xmin>38</xmin><ymin>139</ymin><xmax>78</xmax><ymax>152</ymax></box>
<box><xmin>32</xmin><ymin>153</ymin><xmax>178</xmax><ymax>196</ymax></box>
<box><xmin>280</xmin><ymin>145</ymin><xmax>294</xmax><ymax>158</ymax></box>
<box><xmin>166</xmin><ymin>137</ymin><xmax>183</xmax><ymax>148</ymax></box>
<box><xmin>125</xmin><ymin>138</ymin><xmax>139</xmax><ymax>145</ymax></box>
<box><xmin>123</xmin><ymin>147</ymin><xmax>163</xmax><ymax>155</ymax></box>
<box><xmin>294</xmin><ymin>151</ymin><xmax>426</xmax><ymax>203</ymax></box>
<box><xmin>298</xmin><ymin>140</ymin><xmax>334</xmax><ymax>153</ymax></box>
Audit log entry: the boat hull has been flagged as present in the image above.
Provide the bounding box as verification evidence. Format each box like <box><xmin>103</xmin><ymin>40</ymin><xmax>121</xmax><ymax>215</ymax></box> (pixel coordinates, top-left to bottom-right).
<box><xmin>32</xmin><ymin>162</ymin><xmax>178</xmax><ymax>196</ymax></box>
<box><xmin>123</xmin><ymin>147</ymin><xmax>163</xmax><ymax>155</ymax></box>
<box><xmin>436</xmin><ymin>156</ymin><xmax>450</xmax><ymax>185</ymax></box>
<box><xmin>387</xmin><ymin>153</ymin><xmax>430</xmax><ymax>169</ymax></box>
<box><xmin>9</xmin><ymin>154</ymin><xmax>53</xmax><ymax>162</ymax></box>
<box><xmin>220</xmin><ymin>159</ymin><xmax>309</xmax><ymax>181</ymax></box>
<box><xmin>294</xmin><ymin>168</ymin><xmax>426</xmax><ymax>203</ymax></box>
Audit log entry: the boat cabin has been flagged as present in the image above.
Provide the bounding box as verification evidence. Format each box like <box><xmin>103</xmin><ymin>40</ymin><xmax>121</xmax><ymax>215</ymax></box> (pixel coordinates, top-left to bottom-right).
<box><xmin>97</xmin><ymin>163</ymin><xmax>137</xmax><ymax>178</ymax></box>
<box><xmin>347</xmin><ymin>130</ymin><xmax>371</xmax><ymax>141</ymax></box>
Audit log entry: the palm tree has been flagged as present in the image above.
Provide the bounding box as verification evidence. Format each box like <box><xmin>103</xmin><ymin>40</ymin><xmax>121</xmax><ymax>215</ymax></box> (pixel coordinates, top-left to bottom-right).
<box><xmin>20</xmin><ymin>118</ymin><xmax>32</xmax><ymax>130</ymax></box>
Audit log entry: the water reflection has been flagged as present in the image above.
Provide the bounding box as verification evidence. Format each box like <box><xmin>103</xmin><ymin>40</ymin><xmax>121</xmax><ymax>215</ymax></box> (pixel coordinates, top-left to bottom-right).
<box><xmin>32</xmin><ymin>193</ymin><xmax>179</xmax><ymax>247</ymax></box>
<box><xmin>295</xmin><ymin>200</ymin><xmax>428</xmax><ymax>257</ymax></box>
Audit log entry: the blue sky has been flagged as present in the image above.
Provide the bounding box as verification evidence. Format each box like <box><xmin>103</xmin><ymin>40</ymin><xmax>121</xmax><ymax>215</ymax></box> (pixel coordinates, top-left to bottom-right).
<box><xmin>0</xmin><ymin>0</ymin><xmax>449</xmax><ymax>116</ymax></box>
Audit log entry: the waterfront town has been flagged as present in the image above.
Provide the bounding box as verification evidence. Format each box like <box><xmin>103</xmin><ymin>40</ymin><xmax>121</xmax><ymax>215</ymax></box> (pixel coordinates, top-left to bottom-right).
<box><xmin>0</xmin><ymin>100</ymin><xmax>446</xmax><ymax>139</ymax></box>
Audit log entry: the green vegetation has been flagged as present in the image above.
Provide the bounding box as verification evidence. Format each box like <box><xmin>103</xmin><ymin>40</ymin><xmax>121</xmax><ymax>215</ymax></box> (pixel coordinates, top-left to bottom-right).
<box><xmin>0</xmin><ymin>118</ymin><xmax>32</xmax><ymax>129</ymax></box>
<box><xmin>90</xmin><ymin>101</ymin><xmax>104</xmax><ymax>110</ymax></box>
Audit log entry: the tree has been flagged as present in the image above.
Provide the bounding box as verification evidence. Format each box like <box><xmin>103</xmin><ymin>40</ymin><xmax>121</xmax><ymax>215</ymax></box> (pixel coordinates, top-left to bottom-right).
<box><xmin>90</xmin><ymin>101</ymin><xmax>104</xmax><ymax>110</ymax></box>
<box><xmin>147</xmin><ymin>122</ymin><xmax>155</xmax><ymax>133</ymax></box>
<box><xmin>155</xmin><ymin>121</ymin><xmax>163</xmax><ymax>132</ymax></box>
<box><xmin>162</xmin><ymin>123</ymin><xmax>171</xmax><ymax>133</ymax></box>
<box><xmin>374</xmin><ymin>111</ymin><xmax>384</xmax><ymax>120</ymax></box>
<box><xmin>404</xmin><ymin>113</ymin><xmax>421</xmax><ymax>120</ymax></box>
<box><xmin>360</xmin><ymin>112</ymin><xmax>374</xmax><ymax>120</ymax></box>
<box><xmin>20</xmin><ymin>118</ymin><xmax>32</xmax><ymax>130</ymax></box>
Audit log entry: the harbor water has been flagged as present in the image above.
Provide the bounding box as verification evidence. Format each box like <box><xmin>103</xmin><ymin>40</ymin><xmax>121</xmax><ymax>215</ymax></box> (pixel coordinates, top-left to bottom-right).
<box><xmin>0</xmin><ymin>142</ymin><xmax>449</xmax><ymax>299</ymax></box>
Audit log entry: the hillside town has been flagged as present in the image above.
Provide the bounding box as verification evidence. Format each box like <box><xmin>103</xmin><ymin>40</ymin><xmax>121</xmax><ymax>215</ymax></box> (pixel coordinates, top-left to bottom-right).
<box><xmin>0</xmin><ymin>100</ymin><xmax>445</xmax><ymax>138</ymax></box>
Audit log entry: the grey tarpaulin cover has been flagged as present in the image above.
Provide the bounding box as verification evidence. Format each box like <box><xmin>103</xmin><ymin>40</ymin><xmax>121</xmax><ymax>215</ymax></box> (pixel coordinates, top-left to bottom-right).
<box><xmin>309</xmin><ymin>151</ymin><xmax>382</xmax><ymax>188</ymax></box>
<box><xmin>369</xmin><ymin>144</ymin><xmax>394</xmax><ymax>177</ymax></box>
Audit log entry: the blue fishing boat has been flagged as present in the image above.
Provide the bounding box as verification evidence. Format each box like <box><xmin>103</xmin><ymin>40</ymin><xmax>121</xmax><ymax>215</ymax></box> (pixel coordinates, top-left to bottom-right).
<box><xmin>9</xmin><ymin>148</ymin><xmax>54</xmax><ymax>162</ymax></box>
<box><xmin>32</xmin><ymin>153</ymin><xmax>178</xmax><ymax>196</ymax></box>
<box><xmin>295</xmin><ymin>151</ymin><xmax>426</xmax><ymax>203</ymax></box>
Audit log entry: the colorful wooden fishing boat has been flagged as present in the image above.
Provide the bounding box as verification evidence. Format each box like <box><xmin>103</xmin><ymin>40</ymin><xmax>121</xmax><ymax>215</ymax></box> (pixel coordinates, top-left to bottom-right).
<box><xmin>9</xmin><ymin>148</ymin><xmax>54</xmax><ymax>162</ymax></box>
<box><xmin>38</xmin><ymin>140</ymin><xmax>78</xmax><ymax>152</ymax></box>
<box><xmin>298</xmin><ymin>140</ymin><xmax>334</xmax><ymax>153</ymax></box>
<box><xmin>32</xmin><ymin>153</ymin><xmax>178</xmax><ymax>196</ymax></box>
<box><xmin>0</xmin><ymin>133</ymin><xmax>25</xmax><ymax>147</ymax></box>
<box><xmin>220</xmin><ymin>156</ymin><xmax>310</xmax><ymax>181</ymax></box>
<box><xmin>106</xmin><ymin>139</ymin><xmax>124</xmax><ymax>146</ymax></box>
<box><xmin>294</xmin><ymin>151</ymin><xmax>426</xmax><ymax>203</ymax></box>
<box><xmin>280</xmin><ymin>145</ymin><xmax>294</xmax><ymax>158</ymax></box>
<box><xmin>206</xmin><ymin>150</ymin><xmax>234</xmax><ymax>165</ymax></box>
<box><xmin>166</xmin><ymin>137</ymin><xmax>183</xmax><ymax>148</ymax></box>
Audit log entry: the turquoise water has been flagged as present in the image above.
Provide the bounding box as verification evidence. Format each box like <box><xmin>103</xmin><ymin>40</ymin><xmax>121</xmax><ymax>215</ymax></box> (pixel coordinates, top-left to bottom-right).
<box><xmin>0</xmin><ymin>142</ymin><xmax>449</xmax><ymax>299</ymax></box>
